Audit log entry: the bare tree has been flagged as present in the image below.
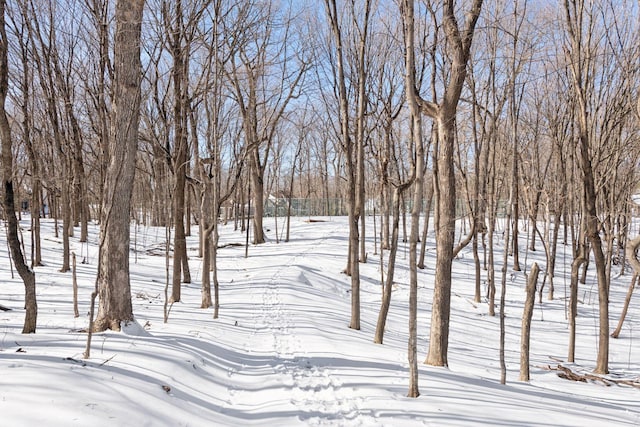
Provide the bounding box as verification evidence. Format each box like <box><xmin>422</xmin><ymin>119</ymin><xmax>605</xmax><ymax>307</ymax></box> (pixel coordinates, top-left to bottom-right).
<box><xmin>323</xmin><ymin>0</ymin><xmax>361</xmax><ymax>330</ymax></box>
<box><xmin>227</xmin><ymin>1</ymin><xmax>307</xmax><ymax>246</ymax></box>
<box><xmin>399</xmin><ymin>0</ymin><xmax>425</xmax><ymax>396</ymax></box>
<box><xmin>93</xmin><ymin>0</ymin><xmax>144</xmax><ymax>332</ymax></box>
<box><xmin>165</xmin><ymin>0</ymin><xmax>202</xmax><ymax>303</ymax></box>
<box><xmin>7</xmin><ymin>7</ymin><xmax>42</xmax><ymax>267</ymax></box>
<box><xmin>563</xmin><ymin>0</ymin><xmax>614</xmax><ymax>374</ymax></box>
<box><xmin>416</xmin><ymin>0</ymin><xmax>483</xmax><ymax>368</ymax></box>
<box><xmin>0</xmin><ymin>0</ymin><xmax>36</xmax><ymax>333</ymax></box>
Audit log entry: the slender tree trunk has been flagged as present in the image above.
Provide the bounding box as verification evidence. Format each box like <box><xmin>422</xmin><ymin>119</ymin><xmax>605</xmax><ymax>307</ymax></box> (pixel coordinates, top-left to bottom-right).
<box><xmin>418</xmin><ymin>180</ymin><xmax>433</xmax><ymax>270</ymax></box>
<box><xmin>407</xmin><ymin>119</ymin><xmax>424</xmax><ymax>397</ymax></box>
<box><xmin>520</xmin><ymin>263</ymin><xmax>539</xmax><ymax>381</ymax></box>
<box><xmin>374</xmin><ymin>186</ymin><xmax>407</xmax><ymax>344</ymax></box>
<box><xmin>17</xmin><ymin>37</ymin><xmax>42</xmax><ymax>266</ymax></box>
<box><xmin>285</xmin><ymin>138</ymin><xmax>303</xmax><ymax>243</ymax></box>
<box><xmin>212</xmin><ymin>223</ymin><xmax>220</xmax><ymax>319</ymax></box>
<box><xmin>612</xmin><ymin>235</ymin><xmax>640</xmax><ymax>338</ymax></box>
<box><xmin>355</xmin><ymin>0</ymin><xmax>371</xmax><ymax>265</ymax></box>
<box><xmin>611</xmin><ymin>274</ymin><xmax>637</xmax><ymax>339</ymax></box>
<box><xmin>472</xmin><ymin>230</ymin><xmax>481</xmax><ymax>303</ymax></box>
<box><xmin>488</xmin><ymin>214</ymin><xmax>496</xmax><ymax>316</ymax></box>
<box><xmin>61</xmin><ymin>178</ymin><xmax>71</xmax><ymax>272</ymax></box>
<box><xmin>500</xmin><ymin>205</ymin><xmax>511</xmax><ymax>385</ymax></box>
<box><xmin>568</xmin><ymin>254</ymin><xmax>586</xmax><ymax>362</ymax></box>
<box><xmin>548</xmin><ymin>208</ymin><xmax>562</xmax><ymax>300</ymax></box>
<box><xmin>170</xmin><ymin>0</ymin><xmax>191</xmax><ymax>302</ymax></box>
<box><xmin>324</xmin><ymin>0</ymin><xmax>360</xmax><ymax>330</ymax></box>
<box><xmin>72</xmin><ymin>252</ymin><xmax>79</xmax><ymax>318</ymax></box>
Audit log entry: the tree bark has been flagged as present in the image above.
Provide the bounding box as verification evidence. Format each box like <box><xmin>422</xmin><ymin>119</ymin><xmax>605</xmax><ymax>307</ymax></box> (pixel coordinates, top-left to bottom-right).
<box><xmin>400</xmin><ymin>0</ymin><xmax>422</xmax><ymax>397</ymax></box>
<box><xmin>324</xmin><ymin>0</ymin><xmax>360</xmax><ymax>330</ymax></box>
<box><xmin>563</xmin><ymin>0</ymin><xmax>609</xmax><ymax>375</ymax></box>
<box><xmin>169</xmin><ymin>0</ymin><xmax>191</xmax><ymax>303</ymax></box>
<box><xmin>611</xmin><ymin>235</ymin><xmax>640</xmax><ymax>338</ymax></box>
<box><xmin>520</xmin><ymin>263</ymin><xmax>539</xmax><ymax>381</ymax></box>
<box><xmin>568</xmin><ymin>254</ymin><xmax>587</xmax><ymax>362</ymax></box>
<box><xmin>423</xmin><ymin>0</ymin><xmax>484</xmax><ymax>368</ymax></box>
<box><xmin>93</xmin><ymin>0</ymin><xmax>143</xmax><ymax>332</ymax></box>
<box><xmin>0</xmin><ymin>0</ymin><xmax>37</xmax><ymax>334</ymax></box>
<box><xmin>355</xmin><ymin>0</ymin><xmax>371</xmax><ymax>265</ymax></box>
<box><xmin>374</xmin><ymin>185</ymin><xmax>408</xmax><ymax>344</ymax></box>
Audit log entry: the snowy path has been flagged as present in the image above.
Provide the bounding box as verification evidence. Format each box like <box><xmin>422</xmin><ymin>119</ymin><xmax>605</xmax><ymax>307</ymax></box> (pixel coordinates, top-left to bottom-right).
<box><xmin>224</xmin><ymin>223</ymin><xmax>371</xmax><ymax>425</ymax></box>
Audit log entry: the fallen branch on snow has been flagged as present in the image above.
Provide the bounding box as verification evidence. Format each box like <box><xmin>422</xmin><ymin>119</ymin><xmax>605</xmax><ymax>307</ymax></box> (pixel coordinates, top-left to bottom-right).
<box><xmin>542</xmin><ymin>364</ymin><xmax>640</xmax><ymax>388</ymax></box>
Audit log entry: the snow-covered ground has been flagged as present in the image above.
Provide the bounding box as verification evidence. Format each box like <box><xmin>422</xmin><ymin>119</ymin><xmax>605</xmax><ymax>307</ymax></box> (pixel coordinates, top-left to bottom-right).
<box><xmin>1</xmin><ymin>215</ymin><xmax>638</xmax><ymax>426</ymax></box>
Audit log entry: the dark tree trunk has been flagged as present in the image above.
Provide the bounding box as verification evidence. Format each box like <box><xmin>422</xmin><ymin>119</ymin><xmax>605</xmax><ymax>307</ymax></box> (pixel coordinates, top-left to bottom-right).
<box><xmin>0</xmin><ymin>0</ymin><xmax>37</xmax><ymax>333</ymax></box>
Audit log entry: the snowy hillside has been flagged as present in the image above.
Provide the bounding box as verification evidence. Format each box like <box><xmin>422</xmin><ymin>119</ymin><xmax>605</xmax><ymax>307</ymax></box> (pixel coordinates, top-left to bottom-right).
<box><xmin>1</xmin><ymin>216</ymin><xmax>639</xmax><ymax>426</ymax></box>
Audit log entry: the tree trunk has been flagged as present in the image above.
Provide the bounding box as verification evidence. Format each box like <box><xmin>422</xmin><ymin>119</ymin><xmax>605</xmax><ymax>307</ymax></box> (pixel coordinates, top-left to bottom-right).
<box><xmin>169</xmin><ymin>0</ymin><xmax>191</xmax><ymax>302</ymax></box>
<box><xmin>250</xmin><ymin>152</ymin><xmax>266</xmax><ymax>244</ymax></box>
<box><xmin>564</xmin><ymin>0</ymin><xmax>610</xmax><ymax>375</ymax></box>
<box><xmin>611</xmin><ymin>235</ymin><xmax>640</xmax><ymax>338</ymax></box>
<box><xmin>421</xmin><ymin>0</ymin><xmax>483</xmax><ymax>368</ymax></box>
<box><xmin>0</xmin><ymin>0</ymin><xmax>37</xmax><ymax>333</ymax></box>
<box><xmin>487</xmin><ymin>213</ymin><xmax>496</xmax><ymax>316</ymax></box>
<box><xmin>61</xmin><ymin>180</ymin><xmax>71</xmax><ymax>272</ymax></box>
<box><xmin>201</xmin><ymin>230</ymin><xmax>213</xmax><ymax>309</ymax></box>
<box><xmin>347</xmin><ymin>158</ymin><xmax>360</xmax><ymax>330</ymax></box>
<box><xmin>548</xmin><ymin>208</ymin><xmax>562</xmax><ymax>300</ymax></box>
<box><xmin>427</xmin><ymin>118</ymin><xmax>456</xmax><ymax>367</ymax></box>
<box><xmin>520</xmin><ymin>263</ymin><xmax>539</xmax><ymax>382</ymax></box>
<box><xmin>418</xmin><ymin>180</ymin><xmax>433</xmax><ymax>270</ymax></box>
<box><xmin>212</xmin><ymin>223</ymin><xmax>220</xmax><ymax>319</ymax></box>
<box><xmin>93</xmin><ymin>0</ymin><xmax>143</xmax><ymax>332</ymax></box>
<box><xmin>400</xmin><ymin>0</ymin><xmax>423</xmax><ymax>397</ymax></box>
<box><xmin>611</xmin><ymin>274</ymin><xmax>637</xmax><ymax>339</ymax></box>
<box><xmin>72</xmin><ymin>253</ymin><xmax>79</xmax><ymax>318</ymax></box>
<box><xmin>568</xmin><ymin>254</ymin><xmax>587</xmax><ymax>362</ymax></box>
<box><xmin>374</xmin><ymin>186</ymin><xmax>406</xmax><ymax>344</ymax></box>
<box><xmin>354</xmin><ymin>1</ymin><xmax>370</xmax><ymax>265</ymax></box>
<box><xmin>500</xmin><ymin>205</ymin><xmax>511</xmax><ymax>385</ymax></box>
<box><xmin>17</xmin><ymin>36</ymin><xmax>42</xmax><ymax>267</ymax></box>
<box><xmin>323</xmin><ymin>0</ymin><xmax>360</xmax><ymax>330</ymax></box>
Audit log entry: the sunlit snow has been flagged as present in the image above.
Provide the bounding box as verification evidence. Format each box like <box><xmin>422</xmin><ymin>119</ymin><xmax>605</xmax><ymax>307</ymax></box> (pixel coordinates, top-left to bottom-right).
<box><xmin>1</xmin><ymin>215</ymin><xmax>638</xmax><ymax>426</ymax></box>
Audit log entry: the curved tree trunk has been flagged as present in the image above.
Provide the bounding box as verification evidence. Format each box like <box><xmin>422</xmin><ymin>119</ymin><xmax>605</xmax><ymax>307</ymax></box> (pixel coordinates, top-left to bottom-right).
<box><xmin>611</xmin><ymin>235</ymin><xmax>640</xmax><ymax>338</ymax></box>
<box><xmin>374</xmin><ymin>185</ymin><xmax>409</xmax><ymax>344</ymax></box>
<box><xmin>0</xmin><ymin>0</ymin><xmax>37</xmax><ymax>333</ymax></box>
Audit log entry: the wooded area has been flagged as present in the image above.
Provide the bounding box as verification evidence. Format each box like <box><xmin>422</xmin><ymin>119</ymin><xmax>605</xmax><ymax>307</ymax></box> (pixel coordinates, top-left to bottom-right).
<box><xmin>1</xmin><ymin>0</ymin><xmax>639</xmax><ymax>398</ymax></box>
